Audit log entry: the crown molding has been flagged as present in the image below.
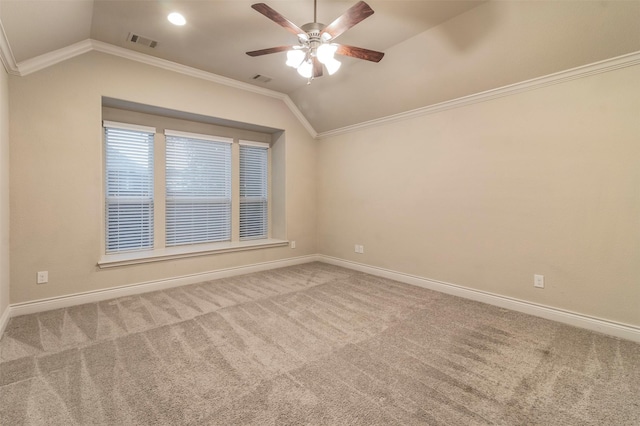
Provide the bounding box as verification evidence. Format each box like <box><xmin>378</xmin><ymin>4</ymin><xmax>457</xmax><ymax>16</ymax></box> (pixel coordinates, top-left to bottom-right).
<box><xmin>0</xmin><ymin>19</ymin><xmax>19</xmax><ymax>75</ymax></box>
<box><xmin>1</xmin><ymin>35</ymin><xmax>318</xmax><ymax>137</ymax></box>
<box><xmin>18</xmin><ymin>39</ymin><xmax>93</xmax><ymax>76</ymax></box>
<box><xmin>3</xmin><ymin>24</ymin><xmax>637</xmax><ymax>141</ymax></box>
<box><xmin>316</xmin><ymin>51</ymin><xmax>640</xmax><ymax>139</ymax></box>
<box><xmin>89</xmin><ymin>40</ymin><xmax>318</xmax><ymax>138</ymax></box>
<box><xmin>282</xmin><ymin>96</ymin><xmax>318</xmax><ymax>138</ymax></box>
<box><xmin>91</xmin><ymin>40</ymin><xmax>284</xmax><ymax>99</ymax></box>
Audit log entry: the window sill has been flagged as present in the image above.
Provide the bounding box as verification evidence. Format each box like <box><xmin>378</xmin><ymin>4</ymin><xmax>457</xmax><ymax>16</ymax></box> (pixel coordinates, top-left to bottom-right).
<box><xmin>98</xmin><ymin>239</ymin><xmax>289</xmax><ymax>269</ymax></box>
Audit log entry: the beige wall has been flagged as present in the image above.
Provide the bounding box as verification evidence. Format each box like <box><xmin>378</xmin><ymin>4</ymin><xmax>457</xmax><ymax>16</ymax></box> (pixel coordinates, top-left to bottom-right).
<box><xmin>0</xmin><ymin>64</ymin><xmax>9</xmax><ymax>318</ymax></box>
<box><xmin>9</xmin><ymin>51</ymin><xmax>317</xmax><ymax>304</ymax></box>
<box><xmin>317</xmin><ymin>64</ymin><xmax>640</xmax><ymax>327</ymax></box>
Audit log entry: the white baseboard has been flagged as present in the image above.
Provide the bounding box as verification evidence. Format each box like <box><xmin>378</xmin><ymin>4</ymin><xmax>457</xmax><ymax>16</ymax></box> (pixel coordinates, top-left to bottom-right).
<box><xmin>3</xmin><ymin>254</ymin><xmax>638</xmax><ymax>344</ymax></box>
<box><xmin>3</xmin><ymin>255</ymin><xmax>320</xmax><ymax>326</ymax></box>
<box><xmin>318</xmin><ymin>255</ymin><xmax>640</xmax><ymax>343</ymax></box>
<box><xmin>0</xmin><ymin>304</ymin><xmax>10</xmax><ymax>338</ymax></box>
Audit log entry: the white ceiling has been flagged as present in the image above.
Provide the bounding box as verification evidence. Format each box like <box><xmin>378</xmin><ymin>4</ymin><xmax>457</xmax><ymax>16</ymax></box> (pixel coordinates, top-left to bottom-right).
<box><xmin>1</xmin><ymin>1</ymin><xmax>639</xmax><ymax>133</ymax></box>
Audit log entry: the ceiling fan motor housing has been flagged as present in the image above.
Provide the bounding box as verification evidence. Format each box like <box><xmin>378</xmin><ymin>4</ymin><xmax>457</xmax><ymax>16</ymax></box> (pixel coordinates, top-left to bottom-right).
<box><xmin>301</xmin><ymin>22</ymin><xmax>326</xmax><ymax>52</ymax></box>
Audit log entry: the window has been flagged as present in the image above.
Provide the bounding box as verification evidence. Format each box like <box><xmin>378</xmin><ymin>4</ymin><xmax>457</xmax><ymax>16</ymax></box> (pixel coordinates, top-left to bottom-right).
<box><xmin>104</xmin><ymin>122</ymin><xmax>155</xmax><ymax>253</ymax></box>
<box><xmin>101</xmin><ymin>116</ymin><xmax>283</xmax><ymax>266</ymax></box>
<box><xmin>165</xmin><ymin>131</ymin><xmax>232</xmax><ymax>246</ymax></box>
<box><xmin>240</xmin><ymin>141</ymin><xmax>269</xmax><ymax>240</ymax></box>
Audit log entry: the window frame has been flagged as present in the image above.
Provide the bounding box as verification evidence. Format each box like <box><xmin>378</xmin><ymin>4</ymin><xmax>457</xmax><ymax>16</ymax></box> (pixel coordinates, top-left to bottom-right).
<box><xmin>99</xmin><ymin>120</ymin><xmax>287</xmax><ymax>269</ymax></box>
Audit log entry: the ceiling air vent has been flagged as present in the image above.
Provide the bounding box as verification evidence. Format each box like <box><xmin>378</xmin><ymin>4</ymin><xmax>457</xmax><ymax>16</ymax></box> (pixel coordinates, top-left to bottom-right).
<box><xmin>127</xmin><ymin>32</ymin><xmax>158</xmax><ymax>48</ymax></box>
<box><xmin>252</xmin><ymin>74</ymin><xmax>273</xmax><ymax>83</ymax></box>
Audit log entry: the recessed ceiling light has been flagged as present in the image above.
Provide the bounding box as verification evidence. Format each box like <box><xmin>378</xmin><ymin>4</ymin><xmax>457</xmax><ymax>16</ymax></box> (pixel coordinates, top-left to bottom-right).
<box><xmin>168</xmin><ymin>12</ymin><xmax>186</xmax><ymax>26</ymax></box>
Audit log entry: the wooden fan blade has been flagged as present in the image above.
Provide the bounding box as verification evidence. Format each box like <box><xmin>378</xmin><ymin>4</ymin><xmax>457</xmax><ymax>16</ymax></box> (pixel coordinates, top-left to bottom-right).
<box><xmin>251</xmin><ymin>3</ymin><xmax>306</xmax><ymax>37</ymax></box>
<box><xmin>335</xmin><ymin>44</ymin><xmax>384</xmax><ymax>62</ymax></box>
<box><xmin>246</xmin><ymin>46</ymin><xmax>295</xmax><ymax>57</ymax></box>
<box><xmin>320</xmin><ymin>1</ymin><xmax>374</xmax><ymax>40</ymax></box>
<box><xmin>312</xmin><ymin>57</ymin><xmax>323</xmax><ymax>78</ymax></box>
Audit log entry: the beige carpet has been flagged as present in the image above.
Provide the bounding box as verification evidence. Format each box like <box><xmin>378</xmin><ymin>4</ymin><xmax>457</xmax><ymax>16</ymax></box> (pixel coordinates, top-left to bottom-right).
<box><xmin>1</xmin><ymin>262</ymin><xmax>638</xmax><ymax>425</ymax></box>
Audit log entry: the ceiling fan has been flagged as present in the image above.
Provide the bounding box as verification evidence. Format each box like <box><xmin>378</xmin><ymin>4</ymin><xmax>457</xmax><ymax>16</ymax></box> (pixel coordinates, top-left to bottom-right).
<box><xmin>246</xmin><ymin>0</ymin><xmax>384</xmax><ymax>81</ymax></box>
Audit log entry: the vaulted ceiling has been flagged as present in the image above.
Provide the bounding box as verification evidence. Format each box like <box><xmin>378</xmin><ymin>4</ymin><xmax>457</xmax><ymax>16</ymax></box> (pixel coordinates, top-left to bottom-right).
<box><xmin>1</xmin><ymin>1</ymin><xmax>638</xmax><ymax>134</ymax></box>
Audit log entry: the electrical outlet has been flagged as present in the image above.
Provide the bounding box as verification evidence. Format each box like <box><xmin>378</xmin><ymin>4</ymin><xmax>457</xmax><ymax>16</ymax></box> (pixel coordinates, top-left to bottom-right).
<box><xmin>37</xmin><ymin>271</ymin><xmax>48</xmax><ymax>284</ymax></box>
<box><xmin>354</xmin><ymin>244</ymin><xmax>364</xmax><ymax>254</ymax></box>
<box><xmin>534</xmin><ymin>274</ymin><xmax>544</xmax><ymax>288</ymax></box>
<box><xmin>290</xmin><ymin>240</ymin><xmax>296</xmax><ymax>249</ymax></box>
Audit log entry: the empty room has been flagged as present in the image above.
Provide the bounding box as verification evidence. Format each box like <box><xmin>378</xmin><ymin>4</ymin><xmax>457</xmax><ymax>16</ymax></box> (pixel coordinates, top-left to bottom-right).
<box><xmin>0</xmin><ymin>0</ymin><xmax>639</xmax><ymax>424</ymax></box>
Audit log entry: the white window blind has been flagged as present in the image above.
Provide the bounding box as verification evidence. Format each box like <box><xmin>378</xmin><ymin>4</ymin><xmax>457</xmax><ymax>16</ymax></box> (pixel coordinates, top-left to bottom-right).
<box><xmin>104</xmin><ymin>122</ymin><xmax>155</xmax><ymax>253</ymax></box>
<box><xmin>165</xmin><ymin>131</ymin><xmax>232</xmax><ymax>246</ymax></box>
<box><xmin>239</xmin><ymin>141</ymin><xmax>269</xmax><ymax>240</ymax></box>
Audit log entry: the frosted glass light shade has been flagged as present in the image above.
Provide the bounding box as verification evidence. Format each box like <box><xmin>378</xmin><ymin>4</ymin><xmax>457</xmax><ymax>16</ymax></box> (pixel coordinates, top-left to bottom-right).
<box><xmin>286</xmin><ymin>50</ymin><xmax>305</xmax><ymax>68</ymax></box>
<box><xmin>324</xmin><ymin>57</ymin><xmax>341</xmax><ymax>75</ymax></box>
<box><xmin>316</xmin><ymin>43</ymin><xmax>337</xmax><ymax>64</ymax></box>
<box><xmin>297</xmin><ymin>60</ymin><xmax>313</xmax><ymax>78</ymax></box>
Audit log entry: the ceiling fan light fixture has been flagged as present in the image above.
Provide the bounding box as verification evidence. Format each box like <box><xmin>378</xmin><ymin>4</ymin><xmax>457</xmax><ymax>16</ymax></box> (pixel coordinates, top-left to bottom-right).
<box><xmin>297</xmin><ymin>60</ymin><xmax>313</xmax><ymax>78</ymax></box>
<box><xmin>247</xmin><ymin>1</ymin><xmax>384</xmax><ymax>82</ymax></box>
<box><xmin>167</xmin><ymin>12</ymin><xmax>186</xmax><ymax>26</ymax></box>
<box><xmin>316</xmin><ymin>43</ymin><xmax>337</xmax><ymax>64</ymax></box>
<box><xmin>286</xmin><ymin>49</ymin><xmax>305</xmax><ymax>68</ymax></box>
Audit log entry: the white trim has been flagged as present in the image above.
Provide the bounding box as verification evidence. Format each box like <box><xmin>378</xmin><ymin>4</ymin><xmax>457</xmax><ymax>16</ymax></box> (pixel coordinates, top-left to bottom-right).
<box><xmin>90</xmin><ymin>40</ymin><xmax>284</xmax><ymax>101</ymax></box>
<box><xmin>282</xmin><ymin>96</ymin><xmax>317</xmax><ymax>138</ymax></box>
<box><xmin>239</xmin><ymin>140</ymin><xmax>270</xmax><ymax>148</ymax></box>
<box><xmin>1</xmin><ymin>36</ymin><xmax>317</xmax><ymax>137</ymax></box>
<box><xmin>317</xmin><ymin>255</ymin><xmax>640</xmax><ymax>343</ymax></box>
<box><xmin>0</xmin><ymin>305</ymin><xmax>10</xmax><ymax>339</ymax></box>
<box><xmin>88</xmin><ymin>40</ymin><xmax>321</xmax><ymax>136</ymax></box>
<box><xmin>316</xmin><ymin>51</ymin><xmax>640</xmax><ymax>139</ymax></box>
<box><xmin>87</xmin><ymin>40</ymin><xmax>322</xmax><ymax>134</ymax></box>
<box><xmin>17</xmin><ymin>39</ymin><xmax>93</xmax><ymax>76</ymax></box>
<box><xmin>7</xmin><ymin>255</ymin><xmax>320</xmax><ymax>319</ymax></box>
<box><xmin>103</xmin><ymin>120</ymin><xmax>156</xmax><ymax>134</ymax></box>
<box><xmin>165</xmin><ymin>129</ymin><xmax>233</xmax><ymax>144</ymax></box>
<box><xmin>98</xmin><ymin>239</ymin><xmax>289</xmax><ymax>268</ymax></box>
<box><xmin>3</xmin><ymin>254</ymin><xmax>638</xmax><ymax>343</ymax></box>
<box><xmin>4</xmin><ymin>32</ymin><xmax>637</xmax><ymax>140</ymax></box>
<box><xmin>0</xmin><ymin>20</ymin><xmax>18</xmax><ymax>75</ymax></box>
